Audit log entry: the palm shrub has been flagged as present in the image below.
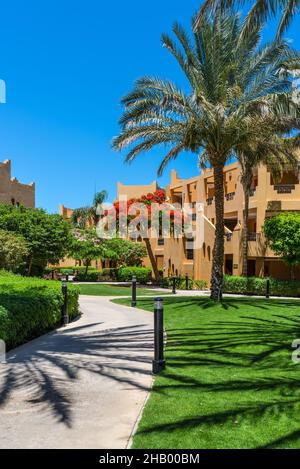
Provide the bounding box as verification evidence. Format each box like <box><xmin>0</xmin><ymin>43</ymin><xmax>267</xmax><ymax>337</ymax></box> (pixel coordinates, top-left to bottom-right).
<box><xmin>113</xmin><ymin>9</ymin><xmax>300</xmax><ymax>300</ymax></box>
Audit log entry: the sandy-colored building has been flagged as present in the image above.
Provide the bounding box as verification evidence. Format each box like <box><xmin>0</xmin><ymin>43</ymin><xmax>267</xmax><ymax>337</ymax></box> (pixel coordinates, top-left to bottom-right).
<box><xmin>117</xmin><ymin>161</ymin><xmax>300</xmax><ymax>282</ymax></box>
<box><xmin>0</xmin><ymin>159</ymin><xmax>35</xmax><ymax>207</ymax></box>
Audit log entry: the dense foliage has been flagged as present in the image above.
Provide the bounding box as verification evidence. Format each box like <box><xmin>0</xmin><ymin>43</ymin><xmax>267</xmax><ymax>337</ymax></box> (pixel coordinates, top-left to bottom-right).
<box><xmin>0</xmin><ymin>271</ymin><xmax>79</xmax><ymax>349</ymax></box>
<box><xmin>0</xmin><ymin>229</ymin><xmax>28</xmax><ymax>271</ymax></box>
<box><xmin>223</xmin><ymin>275</ymin><xmax>300</xmax><ymax>297</ymax></box>
<box><xmin>0</xmin><ymin>204</ymin><xmax>72</xmax><ymax>275</ymax></box>
<box><xmin>263</xmin><ymin>213</ymin><xmax>300</xmax><ymax>267</ymax></box>
<box><xmin>117</xmin><ymin>267</ymin><xmax>152</xmax><ymax>283</ymax></box>
<box><xmin>100</xmin><ymin>238</ymin><xmax>147</xmax><ymax>267</ymax></box>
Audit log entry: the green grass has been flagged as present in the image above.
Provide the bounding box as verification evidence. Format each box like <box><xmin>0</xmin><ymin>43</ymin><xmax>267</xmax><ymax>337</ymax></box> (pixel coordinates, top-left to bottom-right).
<box><xmin>79</xmin><ymin>283</ymin><xmax>165</xmax><ymax>297</ymax></box>
<box><xmin>113</xmin><ymin>296</ymin><xmax>300</xmax><ymax>449</ymax></box>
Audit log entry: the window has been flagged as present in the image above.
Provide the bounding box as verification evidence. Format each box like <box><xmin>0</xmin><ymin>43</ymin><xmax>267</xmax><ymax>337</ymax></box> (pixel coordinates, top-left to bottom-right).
<box><xmin>186</xmin><ymin>239</ymin><xmax>194</xmax><ymax>260</ymax></box>
<box><xmin>158</xmin><ymin>238</ymin><xmax>164</xmax><ymax>246</ymax></box>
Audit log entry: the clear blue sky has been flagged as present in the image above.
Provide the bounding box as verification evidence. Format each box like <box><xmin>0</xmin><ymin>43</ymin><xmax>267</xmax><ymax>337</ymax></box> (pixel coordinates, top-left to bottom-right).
<box><xmin>0</xmin><ymin>1</ymin><xmax>299</xmax><ymax>213</ymax></box>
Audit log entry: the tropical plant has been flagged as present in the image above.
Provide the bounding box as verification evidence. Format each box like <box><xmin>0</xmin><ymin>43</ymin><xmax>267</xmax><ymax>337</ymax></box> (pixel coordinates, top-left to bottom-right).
<box><xmin>71</xmin><ymin>190</ymin><xmax>108</xmax><ymax>228</ymax></box>
<box><xmin>69</xmin><ymin>228</ymin><xmax>103</xmax><ymax>276</ymax></box>
<box><xmin>263</xmin><ymin>212</ymin><xmax>300</xmax><ymax>279</ymax></box>
<box><xmin>195</xmin><ymin>0</ymin><xmax>299</xmax><ymax>41</ymax></box>
<box><xmin>113</xmin><ymin>9</ymin><xmax>300</xmax><ymax>299</ymax></box>
<box><xmin>100</xmin><ymin>238</ymin><xmax>147</xmax><ymax>268</ymax></box>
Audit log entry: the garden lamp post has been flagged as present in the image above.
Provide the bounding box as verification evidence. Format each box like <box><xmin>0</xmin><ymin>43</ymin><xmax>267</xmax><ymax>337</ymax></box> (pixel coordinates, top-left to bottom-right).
<box><xmin>131</xmin><ymin>275</ymin><xmax>137</xmax><ymax>307</ymax></box>
<box><xmin>61</xmin><ymin>281</ymin><xmax>69</xmax><ymax>326</ymax></box>
<box><xmin>153</xmin><ymin>297</ymin><xmax>165</xmax><ymax>374</ymax></box>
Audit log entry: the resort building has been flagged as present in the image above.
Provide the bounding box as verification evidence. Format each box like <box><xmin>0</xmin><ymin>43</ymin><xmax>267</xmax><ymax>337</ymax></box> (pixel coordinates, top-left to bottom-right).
<box><xmin>0</xmin><ymin>159</ymin><xmax>35</xmax><ymax>208</ymax></box>
<box><xmin>117</xmin><ymin>160</ymin><xmax>300</xmax><ymax>282</ymax></box>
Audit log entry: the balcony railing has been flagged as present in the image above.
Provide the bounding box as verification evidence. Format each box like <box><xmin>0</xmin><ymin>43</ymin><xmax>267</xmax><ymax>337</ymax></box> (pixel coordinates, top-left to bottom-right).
<box><xmin>274</xmin><ymin>184</ymin><xmax>296</xmax><ymax>194</ymax></box>
<box><xmin>225</xmin><ymin>192</ymin><xmax>235</xmax><ymax>201</ymax></box>
<box><xmin>206</xmin><ymin>197</ymin><xmax>214</xmax><ymax>206</ymax></box>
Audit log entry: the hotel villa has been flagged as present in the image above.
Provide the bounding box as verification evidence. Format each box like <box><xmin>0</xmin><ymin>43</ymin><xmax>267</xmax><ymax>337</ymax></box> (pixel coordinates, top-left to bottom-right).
<box><xmin>60</xmin><ymin>157</ymin><xmax>300</xmax><ymax>283</ymax></box>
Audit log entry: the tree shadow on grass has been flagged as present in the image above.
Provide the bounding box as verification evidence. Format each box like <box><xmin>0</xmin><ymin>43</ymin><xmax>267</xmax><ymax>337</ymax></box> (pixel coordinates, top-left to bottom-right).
<box><xmin>0</xmin><ymin>322</ymin><xmax>154</xmax><ymax>428</ymax></box>
<box><xmin>136</xmin><ymin>306</ymin><xmax>300</xmax><ymax>448</ymax></box>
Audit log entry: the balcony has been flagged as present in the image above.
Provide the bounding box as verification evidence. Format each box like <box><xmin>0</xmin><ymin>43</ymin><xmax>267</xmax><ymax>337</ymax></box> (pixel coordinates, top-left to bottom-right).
<box><xmin>206</xmin><ymin>197</ymin><xmax>214</xmax><ymax>206</ymax></box>
<box><xmin>249</xmin><ymin>188</ymin><xmax>256</xmax><ymax>197</ymax></box>
<box><xmin>225</xmin><ymin>192</ymin><xmax>235</xmax><ymax>201</ymax></box>
<box><xmin>225</xmin><ymin>233</ymin><xmax>233</xmax><ymax>241</ymax></box>
<box><xmin>274</xmin><ymin>184</ymin><xmax>295</xmax><ymax>194</ymax></box>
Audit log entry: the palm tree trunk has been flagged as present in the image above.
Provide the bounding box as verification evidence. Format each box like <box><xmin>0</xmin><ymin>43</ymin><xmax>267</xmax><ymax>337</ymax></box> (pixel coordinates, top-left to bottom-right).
<box><xmin>144</xmin><ymin>237</ymin><xmax>160</xmax><ymax>283</ymax></box>
<box><xmin>242</xmin><ymin>186</ymin><xmax>250</xmax><ymax>277</ymax></box>
<box><xmin>210</xmin><ymin>164</ymin><xmax>225</xmax><ymax>301</ymax></box>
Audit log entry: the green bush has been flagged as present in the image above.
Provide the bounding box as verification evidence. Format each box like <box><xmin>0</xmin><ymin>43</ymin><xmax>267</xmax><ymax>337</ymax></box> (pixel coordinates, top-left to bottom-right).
<box><xmin>101</xmin><ymin>268</ymin><xmax>118</xmax><ymax>281</ymax></box>
<box><xmin>75</xmin><ymin>269</ymin><xmax>102</xmax><ymax>282</ymax></box>
<box><xmin>223</xmin><ymin>275</ymin><xmax>300</xmax><ymax>297</ymax></box>
<box><xmin>0</xmin><ymin>271</ymin><xmax>80</xmax><ymax>350</ymax></box>
<box><xmin>117</xmin><ymin>267</ymin><xmax>152</xmax><ymax>284</ymax></box>
<box><xmin>161</xmin><ymin>276</ymin><xmax>208</xmax><ymax>290</ymax></box>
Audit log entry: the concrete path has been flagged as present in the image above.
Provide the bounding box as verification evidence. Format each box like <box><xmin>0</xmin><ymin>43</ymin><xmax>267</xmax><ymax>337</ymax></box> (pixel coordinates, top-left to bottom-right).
<box><xmin>0</xmin><ymin>297</ymin><xmax>154</xmax><ymax>449</ymax></box>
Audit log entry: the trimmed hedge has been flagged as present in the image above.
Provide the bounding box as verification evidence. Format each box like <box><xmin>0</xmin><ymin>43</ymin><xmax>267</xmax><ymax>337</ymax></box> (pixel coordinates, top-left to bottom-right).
<box><xmin>117</xmin><ymin>267</ymin><xmax>152</xmax><ymax>284</ymax></box>
<box><xmin>161</xmin><ymin>276</ymin><xmax>208</xmax><ymax>290</ymax></box>
<box><xmin>0</xmin><ymin>271</ymin><xmax>80</xmax><ymax>350</ymax></box>
<box><xmin>223</xmin><ymin>275</ymin><xmax>300</xmax><ymax>297</ymax></box>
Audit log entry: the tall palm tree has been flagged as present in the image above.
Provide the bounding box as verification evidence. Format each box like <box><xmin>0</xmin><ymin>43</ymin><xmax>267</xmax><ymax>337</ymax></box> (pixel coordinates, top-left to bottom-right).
<box><xmin>71</xmin><ymin>190</ymin><xmax>108</xmax><ymax>228</ymax></box>
<box><xmin>113</xmin><ymin>9</ymin><xmax>299</xmax><ymax>300</ymax></box>
<box><xmin>195</xmin><ymin>0</ymin><xmax>299</xmax><ymax>41</ymax></box>
<box><xmin>234</xmin><ymin>121</ymin><xmax>299</xmax><ymax>276</ymax></box>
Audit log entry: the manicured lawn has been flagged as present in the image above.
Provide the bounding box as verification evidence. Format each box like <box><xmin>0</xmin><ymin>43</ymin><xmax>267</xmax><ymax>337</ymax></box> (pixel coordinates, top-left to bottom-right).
<box><xmin>114</xmin><ymin>296</ymin><xmax>300</xmax><ymax>449</ymax></box>
<box><xmin>79</xmin><ymin>283</ymin><xmax>165</xmax><ymax>297</ymax></box>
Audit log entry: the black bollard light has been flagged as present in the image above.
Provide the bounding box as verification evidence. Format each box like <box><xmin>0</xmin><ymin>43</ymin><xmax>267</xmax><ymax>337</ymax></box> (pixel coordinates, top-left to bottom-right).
<box><xmin>172</xmin><ymin>277</ymin><xmax>176</xmax><ymax>294</ymax></box>
<box><xmin>131</xmin><ymin>275</ymin><xmax>137</xmax><ymax>307</ymax></box>
<box><xmin>61</xmin><ymin>281</ymin><xmax>69</xmax><ymax>326</ymax></box>
<box><xmin>51</xmin><ymin>270</ymin><xmax>55</xmax><ymax>280</ymax></box>
<box><xmin>185</xmin><ymin>273</ymin><xmax>189</xmax><ymax>290</ymax></box>
<box><xmin>66</xmin><ymin>274</ymin><xmax>69</xmax><ymax>283</ymax></box>
<box><xmin>266</xmin><ymin>277</ymin><xmax>270</xmax><ymax>299</ymax></box>
<box><xmin>153</xmin><ymin>297</ymin><xmax>165</xmax><ymax>374</ymax></box>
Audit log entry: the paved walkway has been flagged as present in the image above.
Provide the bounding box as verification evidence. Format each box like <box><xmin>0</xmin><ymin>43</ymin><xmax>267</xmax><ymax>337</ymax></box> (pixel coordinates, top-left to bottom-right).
<box><xmin>0</xmin><ymin>297</ymin><xmax>154</xmax><ymax>449</ymax></box>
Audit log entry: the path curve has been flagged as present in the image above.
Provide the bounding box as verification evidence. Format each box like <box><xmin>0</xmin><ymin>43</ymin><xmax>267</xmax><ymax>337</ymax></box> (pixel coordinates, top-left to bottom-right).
<box><xmin>0</xmin><ymin>296</ymin><xmax>153</xmax><ymax>449</ymax></box>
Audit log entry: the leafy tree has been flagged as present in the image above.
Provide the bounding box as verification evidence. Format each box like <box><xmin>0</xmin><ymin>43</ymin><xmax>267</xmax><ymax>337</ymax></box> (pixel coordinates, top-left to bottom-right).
<box><xmin>105</xmin><ymin>190</ymin><xmax>167</xmax><ymax>281</ymax></box>
<box><xmin>0</xmin><ymin>230</ymin><xmax>29</xmax><ymax>271</ymax></box>
<box><xmin>69</xmin><ymin>229</ymin><xmax>103</xmax><ymax>275</ymax></box>
<box><xmin>196</xmin><ymin>0</ymin><xmax>299</xmax><ymax>41</ymax></box>
<box><xmin>0</xmin><ymin>205</ymin><xmax>72</xmax><ymax>275</ymax></box>
<box><xmin>100</xmin><ymin>238</ymin><xmax>147</xmax><ymax>268</ymax></box>
<box><xmin>113</xmin><ymin>9</ymin><xmax>299</xmax><ymax>300</ymax></box>
<box><xmin>71</xmin><ymin>190</ymin><xmax>108</xmax><ymax>228</ymax></box>
<box><xmin>263</xmin><ymin>212</ymin><xmax>300</xmax><ymax>279</ymax></box>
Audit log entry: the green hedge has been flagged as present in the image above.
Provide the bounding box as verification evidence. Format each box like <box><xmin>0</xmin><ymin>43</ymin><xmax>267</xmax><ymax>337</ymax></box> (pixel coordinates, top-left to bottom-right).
<box><xmin>117</xmin><ymin>267</ymin><xmax>152</xmax><ymax>283</ymax></box>
<box><xmin>161</xmin><ymin>276</ymin><xmax>208</xmax><ymax>290</ymax></box>
<box><xmin>223</xmin><ymin>275</ymin><xmax>300</xmax><ymax>297</ymax></box>
<box><xmin>0</xmin><ymin>271</ymin><xmax>80</xmax><ymax>350</ymax></box>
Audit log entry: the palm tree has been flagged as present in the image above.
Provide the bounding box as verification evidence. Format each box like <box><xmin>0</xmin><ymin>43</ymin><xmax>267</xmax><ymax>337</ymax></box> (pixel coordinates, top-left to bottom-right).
<box><xmin>234</xmin><ymin>122</ymin><xmax>299</xmax><ymax>277</ymax></box>
<box><xmin>71</xmin><ymin>190</ymin><xmax>108</xmax><ymax>228</ymax></box>
<box><xmin>195</xmin><ymin>0</ymin><xmax>299</xmax><ymax>41</ymax></box>
<box><xmin>113</xmin><ymin>9</ymin><xmax>300</xmax><ymax>300</ymax></box>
